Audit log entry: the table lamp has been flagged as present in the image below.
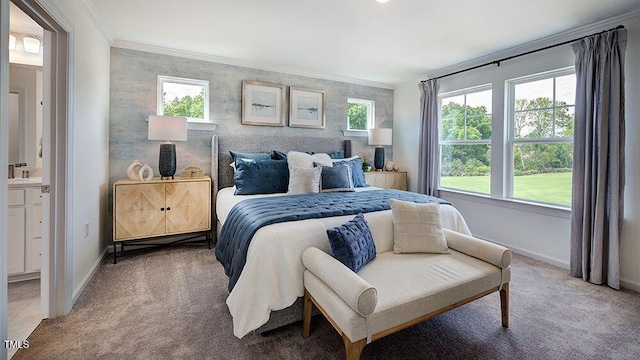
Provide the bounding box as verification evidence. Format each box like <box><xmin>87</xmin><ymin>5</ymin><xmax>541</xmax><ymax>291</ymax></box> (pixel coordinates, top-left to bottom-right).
<box><xmin>148</xmin><ymin>115</ymin><xmax>187</xmax><ymax>179</ymax></box>
<box><xmin>368</xmin><ymin>128</ymin><xmax>392</xmax><ymax>172</ymax></box>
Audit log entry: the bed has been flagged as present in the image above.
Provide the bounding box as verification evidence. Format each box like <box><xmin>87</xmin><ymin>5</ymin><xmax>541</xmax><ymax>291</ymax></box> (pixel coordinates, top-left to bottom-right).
<box><xmin>210</xmin><ymin>135</ymin><xmax>471</xmax><ymax>338</ymax></box>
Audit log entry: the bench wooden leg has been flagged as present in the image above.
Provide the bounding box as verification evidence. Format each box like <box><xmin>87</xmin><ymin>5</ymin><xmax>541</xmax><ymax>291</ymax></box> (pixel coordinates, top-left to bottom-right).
<box><xmin>342</xmin><ymin>334</ymin><xmax>366</xmax><ymax>360</ymax></box>
<box><xmin>500</xmin><ymin>283</ymin><xmax>509</xmax><ymax>328</ymax></box>
<box><xmin>303</xmin><ymin>290</ymin><xmax>312</xmax><ymax>338</ymax></box>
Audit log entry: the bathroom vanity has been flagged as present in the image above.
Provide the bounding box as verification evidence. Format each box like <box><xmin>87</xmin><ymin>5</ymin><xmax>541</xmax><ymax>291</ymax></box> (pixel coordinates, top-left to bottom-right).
<box><xmin>8</xmin><ymin>177</ymin><xmax>43</xmax><ymax>281</ymax></box>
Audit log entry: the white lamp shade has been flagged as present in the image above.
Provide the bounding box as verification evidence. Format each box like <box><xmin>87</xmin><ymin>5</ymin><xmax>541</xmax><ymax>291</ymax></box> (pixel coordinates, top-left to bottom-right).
<box><xmin>368</xmin><ymin>128</ymin><xmax>393</xmax><ymax>146</ymax></box>
<box><xmin>23</xmin><ymin>36</ymin><xmax>40</xmax><ymax>54</ymax></box>
<box><xmin>148</xmin><ymin>115</ymin><xmax>188</xmax><ymax>141</ymax></box>
<box><xmin>9</xmin><ymin>34</ymin><xmax>16</xmax><ymax>50</ymax></box>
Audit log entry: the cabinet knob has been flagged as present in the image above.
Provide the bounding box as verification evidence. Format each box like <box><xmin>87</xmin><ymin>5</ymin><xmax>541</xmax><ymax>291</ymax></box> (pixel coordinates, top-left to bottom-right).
<box><xmin>166</xmin><ymin>207</ymin><xmax>171</xmax><ymax>211</ymax></box>
<box><xmin>160</xmin><ymin>207</ymin><xmax>165</xmax><ymax>211</ymax></box>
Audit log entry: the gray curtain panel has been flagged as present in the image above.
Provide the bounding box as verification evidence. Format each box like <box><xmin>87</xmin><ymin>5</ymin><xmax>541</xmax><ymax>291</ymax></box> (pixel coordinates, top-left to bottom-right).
<box><xmin>570</xmin><ymin>28</ymin><xmax>627</xmax><ymax>289</ymax></box>
<box><xmin>417</xmin><ymin>80</ymin><xmax>439</xmax><ymax>196</ymax></box>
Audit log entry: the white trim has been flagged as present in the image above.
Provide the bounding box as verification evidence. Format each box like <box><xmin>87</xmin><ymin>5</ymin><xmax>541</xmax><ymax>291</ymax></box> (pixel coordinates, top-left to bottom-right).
<box><xmin>187</xmin><ymin>122</ymin><xmax>217</xmax><ymax>131</ymax></box>
<box><xmin>75</xmin><ymin>0</ymin><xmax>113</xmax><ymax>43</ymax></box>
<box><xmin>342</xmin><ymin>130</ymin><xmax>368</xmax><ymax>137</ymax></box>
<box><xmin>416</xmin><ymin>10</ymin><xmax>640</xmax><ymax>84</ymax></box>
<box><xmin>113</xmin><ymin>39</ymin><xmax>396</xmax><ymax>90</ymax></box>
<box><xmin>72</xmin><ymin>248</ymin><xmax>107</xmax><ymax>303</ymax></box>
<box><xmin>439</xmin><ymin>189</ymin><xmax>571</xmax><ymax>219</ymax></box>
<box><xmin>1</xmin><ymin>0</ymin><xmax>11</xmax><ymax>357</ymax></box>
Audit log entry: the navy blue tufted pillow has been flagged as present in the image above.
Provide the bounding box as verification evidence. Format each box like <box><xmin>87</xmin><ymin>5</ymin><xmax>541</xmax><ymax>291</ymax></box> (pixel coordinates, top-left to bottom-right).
<box><xmin>234</xmin><ymin>159</ymin><xmax>289</xmax><ymax>195</ymax></box>
<box><xmin>326</xmin><ymin>214</ymin><xmax>376</xmax><ymax>272</ymax></box>
<box><xmin>333</xmin><ymin>157</ymin><xmax>367</xmax><ymax>187</ymax></box>
<box><xmin>320</xmin><ymin>164</ymin><xmax>354</xmax><ymax>192</ymax></box>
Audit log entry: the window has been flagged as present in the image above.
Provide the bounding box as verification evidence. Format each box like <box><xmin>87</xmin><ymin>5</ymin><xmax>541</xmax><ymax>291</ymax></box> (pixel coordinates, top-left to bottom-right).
<box><xmin>347</xmin><ymin>98</ymin><xmax>374</xmax><ymax>131</ymax></box>
<box><xmin>157</xmin><ymin>75</ymin><xmax>209</xmax><ymax>123</ymax></box>
<box><xmin>439</xmin><ymin>86</ymin><xmax>492</xmax><ymax>194</ymax></box>
<box><xmin>507</xmin><ymin>68</ymin><xmax>575</xmax><ymax>207</ymax></box>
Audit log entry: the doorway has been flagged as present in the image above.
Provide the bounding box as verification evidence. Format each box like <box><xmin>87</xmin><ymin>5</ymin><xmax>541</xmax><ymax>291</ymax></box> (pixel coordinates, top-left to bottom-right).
<box><xmin>2</xmin><ymin>0</ymin><xmax>71</xmax><ymax>358</ymax></box>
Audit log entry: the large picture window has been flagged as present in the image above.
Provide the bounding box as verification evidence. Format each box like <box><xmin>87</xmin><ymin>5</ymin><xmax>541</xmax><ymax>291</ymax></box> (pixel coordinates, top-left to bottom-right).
<box><xmin>157</xmin><ymin>75</ymin><xmax>210</xmax><ymax>123</ymax></box>
<box><xmin>507</xmin><ymin>69</ymin><xmax>575</xmax><ymax>207</ymax></box>
<box><xmin>439</xmin><ymin>86</ymin><xmax>492</xmax><ymax>194</ymax></box>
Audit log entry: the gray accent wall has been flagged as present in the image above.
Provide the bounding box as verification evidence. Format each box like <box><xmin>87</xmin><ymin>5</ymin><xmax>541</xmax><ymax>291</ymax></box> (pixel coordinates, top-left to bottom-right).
<box><xmin>109</xmin><ymin>47</ymin><xmax>394</xmax><ymax>185</ymax></box>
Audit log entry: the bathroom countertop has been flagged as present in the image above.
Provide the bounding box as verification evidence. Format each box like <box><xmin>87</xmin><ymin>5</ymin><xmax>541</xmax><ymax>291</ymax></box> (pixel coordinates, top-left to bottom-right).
<box><xmin>8</xmin><ymin>177</ymin><xmax>43</xmax><ymax>188</ymax></box>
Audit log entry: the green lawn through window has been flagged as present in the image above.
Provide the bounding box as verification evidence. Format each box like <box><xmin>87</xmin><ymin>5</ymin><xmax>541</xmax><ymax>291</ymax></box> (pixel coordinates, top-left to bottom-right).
<box><xmin>440</xmin><ymin>172</ymin><xmax>572</xmax><ymax>207</ymax></box>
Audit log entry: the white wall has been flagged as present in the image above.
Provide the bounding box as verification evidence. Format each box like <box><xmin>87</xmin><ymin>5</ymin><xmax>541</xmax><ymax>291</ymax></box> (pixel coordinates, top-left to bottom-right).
<box><xmin>47</xmin><ymin>0</ymin><xmax>111</xmax><ymax>300</ymax></box>
<box><xmin>394</xmin><ymin>17</ymin><xmax>640</xmax><ymax>291</ymax></box>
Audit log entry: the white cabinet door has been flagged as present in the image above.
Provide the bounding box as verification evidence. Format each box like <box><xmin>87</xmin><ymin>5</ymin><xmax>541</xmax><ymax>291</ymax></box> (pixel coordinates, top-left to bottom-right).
<box><xmin>8</xmin><ymin>207</ymin><xmax>26</xmax><ymax>275</ymax></box>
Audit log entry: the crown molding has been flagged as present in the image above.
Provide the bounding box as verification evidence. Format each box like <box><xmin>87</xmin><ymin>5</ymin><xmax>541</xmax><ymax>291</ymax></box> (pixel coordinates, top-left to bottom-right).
<box><xmin>413</xmin><ymin>9</ymin><xmax>640</xmax><ymax>83</ymax></box>
<box><xmin>35</xmin><ymin>0</ymin><xmax>74</xmax><ymax>33</ymax></box>
<box><xmin>112</xmin><ymin>39</ymin><xmax>395</xmax><ymax>90</ymax></box>
<box><xmin>76</xmin><ymin>0</ymin><xmax>113</xmax><ymax>43</ymax></box>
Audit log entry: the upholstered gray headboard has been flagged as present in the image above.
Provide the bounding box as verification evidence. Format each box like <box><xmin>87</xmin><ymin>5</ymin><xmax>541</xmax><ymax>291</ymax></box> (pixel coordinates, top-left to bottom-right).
<box><xmin>211</xmin><ymin>135</ymin><xmax>351</xmax><ymax>191</ymax></box>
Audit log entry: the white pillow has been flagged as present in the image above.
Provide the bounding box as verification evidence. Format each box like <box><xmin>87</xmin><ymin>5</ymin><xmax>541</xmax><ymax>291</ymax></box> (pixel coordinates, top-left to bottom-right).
<box><xmin>287</xmin><ymin>151</ymin><xmax>333</xmax><ymax>169</ymax></box>
<box><xmin>288</xmin><ymin>166</ymin><xmax>322</xmax><ymax>194</ymax></box>
<box><xmin>390</xmin><ymin>199</ymin><xmax>449</xmax><ymax>254</ymax></box>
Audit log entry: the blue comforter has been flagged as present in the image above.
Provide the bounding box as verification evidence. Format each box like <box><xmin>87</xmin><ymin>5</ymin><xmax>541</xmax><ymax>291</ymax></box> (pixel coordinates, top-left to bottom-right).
<box><xmin>215</xmin><ymin>189</ymin><xmax>450</xmax><ymax>292</ymax></box>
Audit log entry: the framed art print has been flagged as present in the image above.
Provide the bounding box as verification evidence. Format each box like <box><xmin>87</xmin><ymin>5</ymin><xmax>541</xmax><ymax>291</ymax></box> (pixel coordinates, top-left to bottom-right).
<box><xmin>289</xmin><ymin>87</ymin><xmax>326</xmax><ymax>129</ymax></box>
<box><xmin>242</xmin><ymin>80</ymin><xmax>285</xmax><ymax>126</ymax></box>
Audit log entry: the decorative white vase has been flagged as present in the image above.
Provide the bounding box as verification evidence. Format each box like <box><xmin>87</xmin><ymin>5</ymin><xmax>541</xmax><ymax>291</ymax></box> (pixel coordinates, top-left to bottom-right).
<box><xmin>138</xmin><ymin>164</ymin><xmax>153</xmax><ymax>181</ymax></box>
<box><xmin>127</xmin><ymin>160</ymin><xmax>143</xmax><ymax>180</ymax></box>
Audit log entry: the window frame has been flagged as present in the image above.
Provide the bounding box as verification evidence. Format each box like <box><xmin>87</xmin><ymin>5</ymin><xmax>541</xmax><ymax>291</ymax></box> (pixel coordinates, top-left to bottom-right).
<box><xmin>346</xmin><ymin>98</ymin><xmax>375</xmax><ymax>131</ymax></box>
<box><xmin>157</xmin><ymin>75</ymin><xmax>210</xmax><ymax>124</ymax></box>
<box><xmin>506</xmin><ymin>67</ymin><xmax>575</xmax><ymax>206</ymax></box>
<box><xmin>438</xmin><ymin>84</ymin><xmax>492</xmax><ymax>195</ymax></box>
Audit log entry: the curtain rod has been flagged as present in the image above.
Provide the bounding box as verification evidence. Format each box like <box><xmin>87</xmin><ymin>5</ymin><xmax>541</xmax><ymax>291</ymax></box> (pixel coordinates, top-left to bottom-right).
<box><xmin>421</xmin><ymin>24</ymin><xmax>625</xmax><ymax>83</ymax></box>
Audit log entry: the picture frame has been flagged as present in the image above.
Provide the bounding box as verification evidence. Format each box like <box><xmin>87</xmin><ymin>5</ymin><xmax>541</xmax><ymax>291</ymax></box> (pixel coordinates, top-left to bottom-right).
<box><xmin>242</xmin><ymin>80</ymin><xmax>285</xmax><ymax>126</ymax></box>
<box><xmin>289</xmin><ymin>87</ymin><xmax>326</xmax><ymax>129</ymax></box>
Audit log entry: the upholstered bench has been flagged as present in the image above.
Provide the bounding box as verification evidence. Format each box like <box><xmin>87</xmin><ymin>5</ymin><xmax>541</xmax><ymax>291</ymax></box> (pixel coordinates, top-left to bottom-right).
<box><xmin>302</xmin><ymin>229</ymin><xmax>511</xmax><ymax>360</ymax></box>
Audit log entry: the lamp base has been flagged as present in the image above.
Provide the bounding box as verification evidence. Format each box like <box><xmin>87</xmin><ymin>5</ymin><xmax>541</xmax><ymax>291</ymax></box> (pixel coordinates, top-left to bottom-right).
<box><xmin>159</xmin><ymin>143</ymin><xmax>177</xmax><ymax>179</ymax></box>
<box><xmin>374</xmin><ymin>146</ymin><xmax>385</xmax><ymax>172</ymax></box>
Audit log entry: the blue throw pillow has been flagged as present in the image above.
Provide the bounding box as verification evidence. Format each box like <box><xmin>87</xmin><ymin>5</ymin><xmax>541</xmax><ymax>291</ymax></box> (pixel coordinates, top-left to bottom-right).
<box><xmin>234</xmin><ymin>159</ymin><xmax>289</xmax><ymax>195</ymax></box>
<box><xmin>320</xmin><ymin>164</ymin><xmax>354</xmax><ymax>192</ymax></box>
<box><xmin>229</xmin><ymin>150</ymin><xmax>271</xmax><ymax>165</ymax></box>
<box><xmin>333</xmin><ymin>157</ymin><xmax>367</xmax><ymax>187</ymax></box>
<box><xmin>271</xmin><ymin>150</ymin><xmax>287</xmax><ymax>161</ymax></box>
<box><xmin>326</xmin><ymin>214</ymin><xmax>376</xmax><ymax>273</ymax></box>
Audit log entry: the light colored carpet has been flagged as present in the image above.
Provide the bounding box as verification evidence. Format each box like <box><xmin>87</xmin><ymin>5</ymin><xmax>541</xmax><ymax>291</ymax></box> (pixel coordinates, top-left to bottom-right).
<box><xmin>13</xmin><ymin>246</ymin><xmax>640</xmax><ymax>359</ymax></box>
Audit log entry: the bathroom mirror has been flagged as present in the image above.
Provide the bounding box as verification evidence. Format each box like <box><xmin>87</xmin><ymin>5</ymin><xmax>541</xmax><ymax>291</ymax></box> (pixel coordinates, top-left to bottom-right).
<box><xmin>9</xmin><ymin>64</ymin><xmax>43</xmax><ymax>169</ymax></box>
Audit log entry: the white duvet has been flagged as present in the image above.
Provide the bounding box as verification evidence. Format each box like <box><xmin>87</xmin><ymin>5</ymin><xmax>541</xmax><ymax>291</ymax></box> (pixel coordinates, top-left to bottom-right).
<box><xmin>216</xmin><ymin>187</ymin><xmax>472</xmax><ymax>338</ymax></box>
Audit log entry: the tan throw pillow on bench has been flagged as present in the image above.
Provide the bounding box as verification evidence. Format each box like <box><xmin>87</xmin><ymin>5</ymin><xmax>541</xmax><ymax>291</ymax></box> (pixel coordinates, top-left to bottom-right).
<box><xmin>390</xmin><ymin>199</ymin><xmax>449</xmax><ymax>254</ymax></box>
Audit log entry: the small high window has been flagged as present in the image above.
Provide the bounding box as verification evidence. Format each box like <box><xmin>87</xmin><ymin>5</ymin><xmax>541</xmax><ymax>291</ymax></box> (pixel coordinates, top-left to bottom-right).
<box><xmin>347</xmin><ymin>98</ymin><xmax>374</xmax><ymax>131</ymax></box>
<box><xmin>157</xmin><ymin>75</ymin><xmax>209</xmax><ymax>123</ymax></box>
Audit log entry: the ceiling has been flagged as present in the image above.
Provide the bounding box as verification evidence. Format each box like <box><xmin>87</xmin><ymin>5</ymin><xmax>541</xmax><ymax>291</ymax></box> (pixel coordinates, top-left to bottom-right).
<box><xmin>33</xmin><ymin>1</ymin><xmax>640</xmax><ymax>84</ymax></box>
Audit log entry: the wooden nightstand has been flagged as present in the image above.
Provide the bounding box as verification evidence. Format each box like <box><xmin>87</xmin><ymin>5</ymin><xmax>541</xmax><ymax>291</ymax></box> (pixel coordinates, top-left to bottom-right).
<box><xmin>112</xmin><ymin>176</ymin><xmax>212</xmax><ymax>263</ymax></box>
<box><xmin>364</xmin><ymin>171</ymin><xmax>407</xmax><ymax>191</ymax></box>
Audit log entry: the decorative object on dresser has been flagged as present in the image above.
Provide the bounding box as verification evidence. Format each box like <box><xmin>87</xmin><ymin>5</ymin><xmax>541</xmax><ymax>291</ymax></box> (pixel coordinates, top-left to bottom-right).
<box><xmin>112</xmin><ymin>176</ymin><xmax>212</xmax><ymax>263</ymax></box>
<box><xmin>289</xmin><ymin>87</ymin><xmax>326</xmax><ymax>129</ymax></box>
<box><xmin>384</xmin><ymin>161</ymin><xmax>395</xmax><ymax>172</ymax></box>
<box><xmin>148</xmin><ymin>115</ymin><xmax>188</xmax><ymax>180</ymax></box>
<box><xmin>138</xmin><ymin>164</ymin><xmax>153</xmax><ymax>181</ymax></box>
<box><xmin>180</xmin><ymin>166</ymin><xmax>205</xmax><ymax>178</ymax></box>
<box><xmin>364</xmin><ymin>171</ymin><xmax>407</xmax><ymax>190</ymax></box>
<box><xmin>126</xmin><ymin>160</ymin><xmax>143</xmax><ymax>180</ymax></box>
<box><xmin>241</xmin><ymin>80</ymin><xmax>285</xmax><ymax>126</ymax></box>
<box><xmin>368</xmin><ymin>128</ymin><xmax>392</xmax><ymax>171</ymax></box>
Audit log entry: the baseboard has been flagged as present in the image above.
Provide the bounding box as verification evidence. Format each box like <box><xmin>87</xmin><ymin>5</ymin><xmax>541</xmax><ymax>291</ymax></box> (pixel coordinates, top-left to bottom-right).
<box><xmin>8</xmin><ymin>271</ymin><xmax>41</xmax><ymax>283</ymax></box>
<box><xmin>475</xmin><ymin>235</ymin><xmax>640</xmax><ymax>293</ymax></box>
<box><xmin>473</xmin><ymin>235</ymin><xmax>570</xmax><ymax>270</ymax></box>
<box><xmin>620</xmin><ymin>278</ymin><xmax>640</xmax><ymax>292</ymax></box>
<box><xmin>72</xmin><ymin>248</ymin><xmax>108</xmax><ymax>304</ymax></box>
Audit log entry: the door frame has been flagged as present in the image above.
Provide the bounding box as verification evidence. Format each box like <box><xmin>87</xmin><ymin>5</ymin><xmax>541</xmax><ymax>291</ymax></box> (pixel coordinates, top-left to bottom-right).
<box><xmin>1</xmin><ymin>0</ymin><xmax>72</xmax><ymax>357</ymax></box>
